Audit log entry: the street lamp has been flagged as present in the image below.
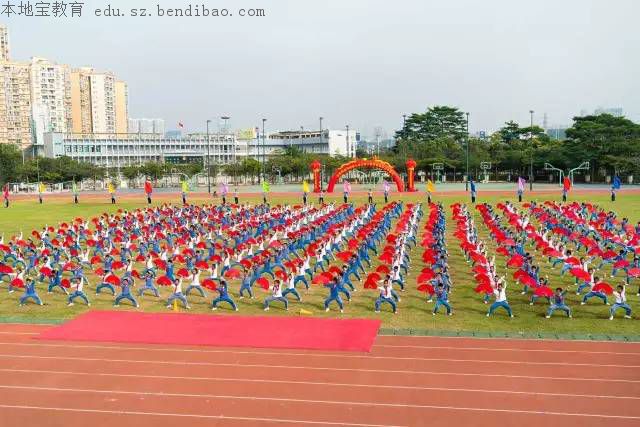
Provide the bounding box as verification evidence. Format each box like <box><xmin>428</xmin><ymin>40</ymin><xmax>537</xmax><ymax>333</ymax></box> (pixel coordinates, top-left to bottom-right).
<box><xmin>221</xmin><ymin>115</ymin><xmax>231</xmax><ymax>163</ymax></box>
<box><xmin>345</xmin><ymin>124</ymin><xmax>350</xmax><ymax>158</ymax></box>
<box><xmin>529</xmin><ymin>110</ymin><xmax>534</xmax><ymax>191</ymax></box>
<box><xmin>402</xmin><ymin>114</ymin><xmax>407</xmax><ymax>159</ymax></box>
<box><xmin>261</xmin><ymin>118</ymin><xmax>267</xmax><ymax>182</ymax></box>
<box><xmin>465</xmin><ymin>112</ymin><xmax>470</xmax><ymax>191</ymax></box>
<box><xmin>206</xmin><ymin>119</ymin><xmax>211</xmax><ymax>193</ymax></box>
<box><xmin>319</xmin><ymin>117</ymin><xmax>323</xmax><ymax>153</ymax></box>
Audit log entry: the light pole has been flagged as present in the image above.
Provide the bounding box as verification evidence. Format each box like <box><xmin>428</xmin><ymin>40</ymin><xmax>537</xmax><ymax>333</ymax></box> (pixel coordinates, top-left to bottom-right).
<box><xmin>465</xmin><ymin>112</ymin><xmax>470</xmax><ymax>191</ymax></box>
<box><xmin>345</xmin><ymin>124</ymin><xmax>350</xmax><ymax>158</ymax></box>
<box><xmin>402</xmin><ymin>114</ymin><xmax>407</xmax><ymax>159</ymax></box>
<box><xmin>529</xmin><ymin>110</ymin><xmax>534</xmax><ymax>191</ymax></box>
<box><xmin>261</xmin><ymin>118</ymin><xmax>267</xmax><ymax>182</ymax></box>
<box><xmin>221</xmin><ymin>115</ymin><xmax>231</xmax><ymax>163</ymax></box>
<box><xmin>319</xmin><ymin>117</ymin><xmax>323</xmax><ymax>154</ymax></box>
<box><xmin>206</xmin><ymin>119</ymin><xmax>211</xmax><ymax>193</ymax></box>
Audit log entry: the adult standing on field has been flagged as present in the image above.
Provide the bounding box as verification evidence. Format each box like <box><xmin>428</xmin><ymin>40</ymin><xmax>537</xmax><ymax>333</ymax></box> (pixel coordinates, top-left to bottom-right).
<box><xmin>3</xmin><ymin>183</ymin><xmax>9</xmax><ymax>208</ymax></box>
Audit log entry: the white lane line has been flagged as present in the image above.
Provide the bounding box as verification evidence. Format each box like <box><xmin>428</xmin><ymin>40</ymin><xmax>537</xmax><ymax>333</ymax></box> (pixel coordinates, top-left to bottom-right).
<box><xmin>0</xmin><ymin>353</ymin><xmax>637</xmax><ymax>382</ymax></box>
<box><xmin>0</xmin><ymin>404</ymin><xmax>640</xmax><ymax>427</ymax></box>
<box><xmin>2</xmin><ymin>384</ymin><xmax>640</xmax><ymax>418</ymax></box>
<box><xmin>0</xmin><ymin>404</ymin><xmax>404</xmax><ymax>427</ymax></box>
<box><xmin>0</xmin><ymin>341</ymin><xmax>636</xmax><ymax>368</ymax></box>
<box><xmin>0</xmin><ymin>368</ymin><xmax>637</xmax><ymax>400</ymax></box>
<box><xmin>373</xmin><ymin>344</ymin><xmax>640</xmax><ymax>356</ymax></box>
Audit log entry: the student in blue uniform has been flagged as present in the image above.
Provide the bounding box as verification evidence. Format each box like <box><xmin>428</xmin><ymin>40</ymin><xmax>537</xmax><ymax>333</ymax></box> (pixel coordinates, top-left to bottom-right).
<box><xmin>114</xmin><ymin>276</ymin><xmax>139</xmax><ymax>308</ymax></box>
<box><xmin>19</xmin><ymin>278</ymin><xmax>43</xmax><ymax>306</ymax></box>
<box><xmin>211</xmin><ymin>279</ymin><xmax>238</xmax><ymax>311</ymax></box>
<box><xmin>324</xmin><ymin>277</ymin><xmax>344</xmax><ymax>313</ymax></box>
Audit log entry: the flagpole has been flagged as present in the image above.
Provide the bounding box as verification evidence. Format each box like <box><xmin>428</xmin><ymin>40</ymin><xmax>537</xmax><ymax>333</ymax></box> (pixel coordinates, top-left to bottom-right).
<box><xmin>206</xmin><ymin>119</ymin><xmax>211</xmax><ymax>193</ymax></box>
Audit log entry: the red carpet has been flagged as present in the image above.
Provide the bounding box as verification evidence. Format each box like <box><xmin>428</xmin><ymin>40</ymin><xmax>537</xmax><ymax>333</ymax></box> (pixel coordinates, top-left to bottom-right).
<box><xmin>37</xmin><ymin>311</ymin><xmax>381</xmax><ymax>352</ymax></box>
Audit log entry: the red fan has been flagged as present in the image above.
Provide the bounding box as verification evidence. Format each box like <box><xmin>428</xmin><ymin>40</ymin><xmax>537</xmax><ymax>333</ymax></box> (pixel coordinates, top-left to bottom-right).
<box><xmin>336</xmin><ymin>251</ymin><xmax>353</xmax><ymax>263</ymax></box>
<box><xmin>0</xmin><ymin>264</ymin><xmax>14</xmax><ymax>274</ymax></box>
<box><xmin>61</xmin><ymin>278</ymin><xmax>71</xmax><ymax>288</ymax></box>
<box><xmin>544</xmin><ymin>248</ymin><xmax>562</xmax><ymax>258</ymax></box>
<box><xmin>275</xmin><ymin>270</ymin><xmax>288</xmax><ymax>280</ymax></box>
<box><xmin>62</xmin><ymin>262</ymin><xmax>78</xmax><ymax>271</ymax></box>
<box><xmin>153</xmin><ymin>259</ymin><xmax>167</xmax><ymax>270</ymax></box>
<box><xmin>135</xmin><ymin>255</ymin><xmax>146</xmax><ymax>262</ymax></box>
<box><xmin>376</xmin><ymin>265</ymin><xmax>390</xmax><ymax>275</ymax></box>
<box><xmin>366</xmin><ymin>272</ymin><xmax>381</xmax><ymax>282</ymax></box>
<box><xmin>312</xmin><ymin>273</ymin><xmax>332</xmax><ymax>285</ymax></box>
<box><xmin>328</xmin><ymin>265</ymin><xmax>342</xmax><ymax>275</ymax></box>
<box><xmin>177</xmin><ymin>268</ymin><xmax>190</xmax><ymax>278</ymax></box>
<box><xmin>131</xmin><ymin>270</ymin><xmax>141</xmax><ymax>279</ymax></box>
<box><xmin>417</xmin><ymin>269</ymin><xmax>435</xmax><ymax>283</ymax></box>
<box><xmin>239</xmin><ymin>259</ymin><xmax>252</xmax><ymax>269</ymax></box>
<box><xmin>593</xmin><ymin>282</ymin><xmax>614</xmax><ymax>295</ymax></box>
<box><xmin>156</xmin><ymin>275</ymin><xmax>173</xmax><ymax>286</ymax></box>
<box><xmin>417</xmin><ymin>283</ymin><xmax>434</xmax><ymax>294</ymax></box>
<box><xmin>202</xmin><ymin>278</ymin><xmax>218</xmax><ymax>291</ymax></box>
<box><xmin>223</xmin><ymin>268</ymin><xmax>241</xmax><ymax>279</ymax></box>
<box><xmin>255</xmin><ymin>277</ymin><xmax>270</xmax><ymax>290</ymax></box>
<box><xmin>105</xmin><ymin>275</ymin><xmax>121</xmax><ymax>286</ymax></box>
<box><xmin>570</xmin><ymin>268</ymin><xmax>591</xmax><ymax>281</ymax></box>
<box><xmin>347</xmin><ymin>239</ymin><xmax>359</xmax><ymax>250</ymax></box>
<box><xmin>378</xmin><ymin>252</ymin><xmax>393</xmax><ymax>263</ymax></box>
<box><xmin>496</xmin><ymin>246</ymin><xmax>510</xmax><ymax>256</ymax></box>
<box><xmin>209</xmin><ymin>254</ymin><xmax>222</xmax><ymax>263</ymax></box>
<box><xmin>613</xmin><ymin>259</ymin><xmax>630</xmax><ymax>269</ymax></box>
<box><xmin>10</xmin><ymin>277</ymin><xmax>24</xmax><ymax>288</ymax></box>
<box><xmin>386</xmin><ymin>234</ymin><xmax>397</xmax><ymax>244</ymax></box>
<box><xmin>474</xmin><ymin>282</ymin><xmax>493</xmax><ymax>294</ymax></box>
<box><xmin>195</xmin><ymin>261</ymin><xmax>209</xmax><ymax>270</ymax></box>
<box><xmin>364</xmin><ymin>281</ymin><xmax>378</xmax><ymax>289</ymax></box>
<box><xmin>627</xmin><ymin>268</ymin><xmax>640</xmax><ymax>278</ymax></box>
<box><xmin>534</xmin><ymin>286</ymin><xmax>554</xmax><ymax>298</ymax></box>
<box><xmin>565</xmin><ymin>256</ymin><xmax>580</xmax><ymax>265</ymax></box>
<box><xmin>111</xmin><ymin>261</ymin><xmax>125</xmax><ymax>270</ymax></box>
<box><xmin>507</xmin><ymin>254</ymin><xmax>524</xmax><ymax>268</ymax></box>
<box><xmin>93</xmin><ymin>267</ymin><xmax>104</xmax><ymax>276</ymax></box>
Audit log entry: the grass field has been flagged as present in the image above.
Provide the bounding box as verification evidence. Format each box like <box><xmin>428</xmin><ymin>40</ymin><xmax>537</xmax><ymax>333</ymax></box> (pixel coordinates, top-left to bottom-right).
<box><xmin>1</xmin><ymin>189</ymin><xmax>639</xmax><ymax>338</ymax></box>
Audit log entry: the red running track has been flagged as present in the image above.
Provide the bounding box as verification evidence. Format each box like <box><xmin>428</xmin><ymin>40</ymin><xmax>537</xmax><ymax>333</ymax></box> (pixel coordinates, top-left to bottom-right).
<box><xmin>0</xmin><ymin>323</ymin><xmax>638</xmax><ymax>427</ymax></box>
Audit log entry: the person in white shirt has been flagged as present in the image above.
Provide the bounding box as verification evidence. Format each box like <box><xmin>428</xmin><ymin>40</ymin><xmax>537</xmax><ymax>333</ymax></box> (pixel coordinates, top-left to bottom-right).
<box><xmin>167</xmin><ymin>278</ymin><xmax>190</xmax><ymax>309</ymax></box>
<box><xmin>609</xmin><ymin>284</ymin><xmax>632</xmax><ymax>320</ymax></box>
<box><xmin>184</xmin><ymin>268</ymin><xmax>206</xmax><ymax>298</ymax></box>
<box><xmin>487</xmin><ymin>280</ymin><xmax>514</xmax><ymax>318</ymax></box>
<box><xmin>263</xmin><ymin>279</ymin><xmax>289</xmax><ymax>311</ymax></box>
<box><xmin>282</xmin><ymin>273</ymin><xmax>302</xmax><ymax>302</ymax></box>
<box><xmin>374</xmin><ymin>280</ymin><xmax>397</xmax><ymax>314</ymax></box>
<box><xmin>67</xmin><ymin>276</ymin><xmax>90</xmax><ymax>306</ymax></box>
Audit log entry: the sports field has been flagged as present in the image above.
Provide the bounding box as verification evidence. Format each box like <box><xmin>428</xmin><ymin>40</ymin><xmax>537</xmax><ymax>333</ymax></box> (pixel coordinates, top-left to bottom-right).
<box><xmin>1</xmin><ymin>185</ymin><xmax>639</xmax><ymax>339</ymax></box>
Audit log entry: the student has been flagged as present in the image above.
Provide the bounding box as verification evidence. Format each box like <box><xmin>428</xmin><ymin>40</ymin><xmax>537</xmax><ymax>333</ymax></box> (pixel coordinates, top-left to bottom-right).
<box><xmin>238</xmin><ymin>270</ymin><xmax>254</xmax><ymax>299</ymax></box>
<box><xmin>282</xmin><ymin>273</ymin><xmax>302</xmax><ymax>302</ymax></box>
<box><xmin>319</xmin><ymin>190</ymin><xmax>325</xmax><ymax>205</ymax></box>
<box><xmin>234</xmin><ymin>188</ymin><xmax>239</xmax><ymax>205</ymax></box>
<box><xmin>184</xmin><ymin>268</ymin><xmax>206</xmax><ymax>298</ymax></box>
<box><xmin>211</xmin><ymin>279</ymin><xmax>238</xmax><ymax>311</ymax></box>
<box><xmin>138</xmin><ymin>270</ymin><xmax>160</xmax><ymax>297</ymax></box>
<box><xmin>48</xmin><ymin>269</ymin><xmax>68</xmax><ymax>295</ymax></box>
<box><xmin>546</xmin><ymin>287</ymin><xmax>571</xmax><ymax>318</ymax></box>
<box><xmin>367</xmin><ymin>189</ymin><xmax>373</xmax><ymax>205</ymax></box>
<box><xmin>432</xmin><ymin>283</ymin><xmax>452</xmax><ymax>316</ymax></box>
<box><xmin>3</xmin><ymin>184</ymin><xmax>9</xmax><ymax>208</ymax></box>
<box><xmin>67</xmin><ymin>276</ymin><xmax>90</xmax><ymax>306</ymax></box>
<box><xmin>581</xmin><ymin>277</ymin><xmax>609</xmax><ymax>306</ymax></box>
<box><xmin>487</xmin><ymin>280</ymin><xmax>513</xmax><ymax>317</ymax></box>
<box><xmin>263</xmin><ymin>279</ymin><xmax>288</xmax><ymax>311</ymax></box>
<box><xmin>610</xmin><ymin>284</ymin><xmax>632</xmax><ymax>320</ymax></box>
<box><xmin>324</xmin><ymin>277</ymin><xmax>344</xmax><ymax>313</ymax></box>
<box><xmin>293</xmin><ymin>263</ymin><xmax>310</xmax><ymax>290</ymax></box>
<box><xmin>96</xmin><ymin>272</ymin><xmax>117</xmax><ymax>295</ymax></box>
<box><xmin>114</xmin><ymin>276</ymin><xmax>139</xmax><ymax>307</ymax></box>
<box><xmin>374</xmin><ymin>280</ymin><xmax>397</xmax><ymax>314</ymax></box>
<box><xmin>166</xmin><ymin>278</ymin><xmax>190</xmax><ymax>309</ymax></box>
<box><xmin>19</xmin><ymin>278</ymin><xmax>43</xmax><ymax>306</ymax></box>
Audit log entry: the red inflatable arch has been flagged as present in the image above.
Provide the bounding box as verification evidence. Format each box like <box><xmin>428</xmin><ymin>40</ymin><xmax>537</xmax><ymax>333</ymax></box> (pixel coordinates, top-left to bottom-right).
<box><xmin>325</xmin><ymin>157</ymin><xmax>405</xmax><ymax>193</ymax></box>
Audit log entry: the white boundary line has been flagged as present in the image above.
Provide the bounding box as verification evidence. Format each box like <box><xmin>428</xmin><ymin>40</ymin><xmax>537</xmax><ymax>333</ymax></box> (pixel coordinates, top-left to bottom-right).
<box><xmin>0</xmin><ymin>341</ymin><xmax>637</xmax><ymax>367</ymax></box>
<box><xmin>372</xmin><ymin>344</ymin><xmax>640</xmax><ymax>356</ymax></box>
<box><xmin>0</xmin><ymin>353</ymin><xmax>637</xmax><ymax>382</ymax></box>
<box><xmin>0</xmin><ymin>404</ymin><xmax>404</xmax><ymax>427</ymax></box>
<box><xmin>0</xmin><ymin>368</ymin><xmax>637</xmax><ymax>400</ymax></box>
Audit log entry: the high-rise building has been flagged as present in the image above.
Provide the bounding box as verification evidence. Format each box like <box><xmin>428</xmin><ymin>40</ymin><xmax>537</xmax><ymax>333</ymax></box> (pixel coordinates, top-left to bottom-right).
<box><xmin>0</xmin><ymin>25</ymin><xmax>9</xmax><ymax>61</ymax></box>
<box><xmin>29</xmin><ymin>57</ymin><xmax>72</xmax><ymax>145</ymax></box>
<box><xmin>114</xmin><ymin>80</ymin><xmax>128</xmax><ymax>134</ymax></box>
<box><xmin>128</xmin><ymin>118</ymin><xmax>165</xmax><ymax>135</ymax></box>
<box><xmin>0</xmin><ymin>61</ymin><xmax>32</xmax><ymax>148</ymax></box>
<box><xmin>70</xmin><ymin>67</ymin><xmax>129</xmax><ymax>134</ymax></box>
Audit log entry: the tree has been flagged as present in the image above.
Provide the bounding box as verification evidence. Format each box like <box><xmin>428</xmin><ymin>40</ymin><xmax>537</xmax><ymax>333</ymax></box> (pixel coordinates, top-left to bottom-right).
<box><xmin>0</xmin><ymin>144</ymin><xmax>22</xmax><ymax>184</ymax></box>
<box><xmin>395</xmin><ymin>106</ymin><xmax>467</xmax><ymax>143</ymax></box>
<box><xmin>139</xmin><ymin>162</ymin><xmax>165</xmax><ymax>181</ymax></box>
<box><xmin>122</xmin><ymin>165</ymin><xmax>141</xmax><ymax>185</ymax></box>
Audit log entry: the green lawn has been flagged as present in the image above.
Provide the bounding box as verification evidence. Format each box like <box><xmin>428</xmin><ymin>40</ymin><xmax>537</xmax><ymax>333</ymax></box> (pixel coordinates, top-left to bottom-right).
<box><xmin>1</xmin><ymin>191</ymin><xmax>639</xmax><ymax>339</ymax></box>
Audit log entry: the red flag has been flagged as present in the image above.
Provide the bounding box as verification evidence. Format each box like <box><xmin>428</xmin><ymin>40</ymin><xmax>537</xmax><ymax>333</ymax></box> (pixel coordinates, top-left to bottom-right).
<box><xmin>144</xmin><ymin>180</ymin><xmax>153</xmax><ymax>195</ymax></box>
<box><xmin>178</xmin><ymin>122</ymin><xmax>184</xmax><ymax>128</ymax></box>
<box><xmin>563</xmin><ymin>177</ymin><xmax>571</xmax><ymax>191</ymax></box>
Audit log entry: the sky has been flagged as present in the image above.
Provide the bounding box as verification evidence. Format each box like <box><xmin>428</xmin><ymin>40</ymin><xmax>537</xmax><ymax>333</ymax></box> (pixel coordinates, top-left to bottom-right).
<box><xmin>4</xmin><ymin>0</ymin><xmax>640</xmax><ymax>138</ymax></box>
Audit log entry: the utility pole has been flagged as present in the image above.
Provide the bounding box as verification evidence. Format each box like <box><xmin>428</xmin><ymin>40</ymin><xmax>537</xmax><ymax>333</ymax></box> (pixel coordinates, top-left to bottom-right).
<box><xmin>206</xmin><ymin>119</ymin><xmax>211</xmax><ymax>193</ymax></box>
<box><xmin>465</xmin><ymin>112</ymin><xmax>470</xmax><ymax>191</ymax></box>
<box><xmin>261</xmin><ymin>118</ymin><xmax>267</xmax><ymax>182</ymax></box>
<box><xmin>529</xmin><ymin>110</ymin><xmax>534</xmax><ymax>191</ymax></box>
<box><xmin>346</xmin><ymin>124</ymin><xmax>350</xmax><ymax>158</ymax></box>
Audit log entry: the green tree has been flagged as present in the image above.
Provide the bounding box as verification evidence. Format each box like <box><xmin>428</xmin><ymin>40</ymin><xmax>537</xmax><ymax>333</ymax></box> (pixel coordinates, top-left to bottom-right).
<box><xmin>0</xmin><ymin>144</ymin><xmax>22</xmax><ymax>184</ymax></box>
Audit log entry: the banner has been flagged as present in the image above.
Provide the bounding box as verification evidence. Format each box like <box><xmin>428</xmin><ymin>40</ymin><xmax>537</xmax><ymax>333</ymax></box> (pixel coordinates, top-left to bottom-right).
<box><xmin>236</xmin><ymin>128</ymin><xmax>257</xmax><ymax>140</ymax></box>
<box><xmin>383</xmin><ymin>180</ymin><xmax>390</xmax><ymax>193</ymax></box>
<box><xmin>343</xmin><ymin>180</ymin><xmax>351</xmax><ymax>193</ymax></box>
<box><xmin>262</xmin><ymin>181</ymin><xmax>270</xmax><ymax>193</ymax></box>
<box><xmin>107</xmin><ymin>182</ymin><xmax>116</xmax><ymax>194</ymax></box>
<box><xmin>563</xmin><ymin>176</ymin><xmax>571</xmax><ymax>191</ymax></box>
<box><xmin>38</xmin><ymin>182</ymin><xmax>45</xmax><ymax>194</ymax></box>
<box><xmin>517</xmin><ymin>177</ymin><xmax>525</xmax><ymax>192</ymax></box>
<box><xmin>612</xmin><ymin>175</ymin><xmax>622</xmax><ymax>190</ymax></box>
<box><xmin>302</xmin><ymin>180</ymin><xmax>310</xmax><ymax>193</ymax></box>
<box><xmin>144</xmin><ymin>180</ymin><xmax>153</xmax><ymax>195</ymax></box>
<box><xmin>181</xmin><ymin>181</ymin><xmax>190</xmax><ymax>193</ymax></box>
<box><xmin>426</xmin><ymin>179</ymin><xmax>435</xmax><ymax>193</ymax></box>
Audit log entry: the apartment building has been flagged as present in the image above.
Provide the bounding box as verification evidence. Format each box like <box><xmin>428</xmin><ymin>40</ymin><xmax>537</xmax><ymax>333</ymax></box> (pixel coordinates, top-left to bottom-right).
<box><xmin>0</xmin><ymin>61</ymin><xmax>32</xmax><ymax>148</ymax></box>
<box><xmin>0</xmin><ymin>25</ymin><xmax>9</xmax><ymax>61</ymax></box>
